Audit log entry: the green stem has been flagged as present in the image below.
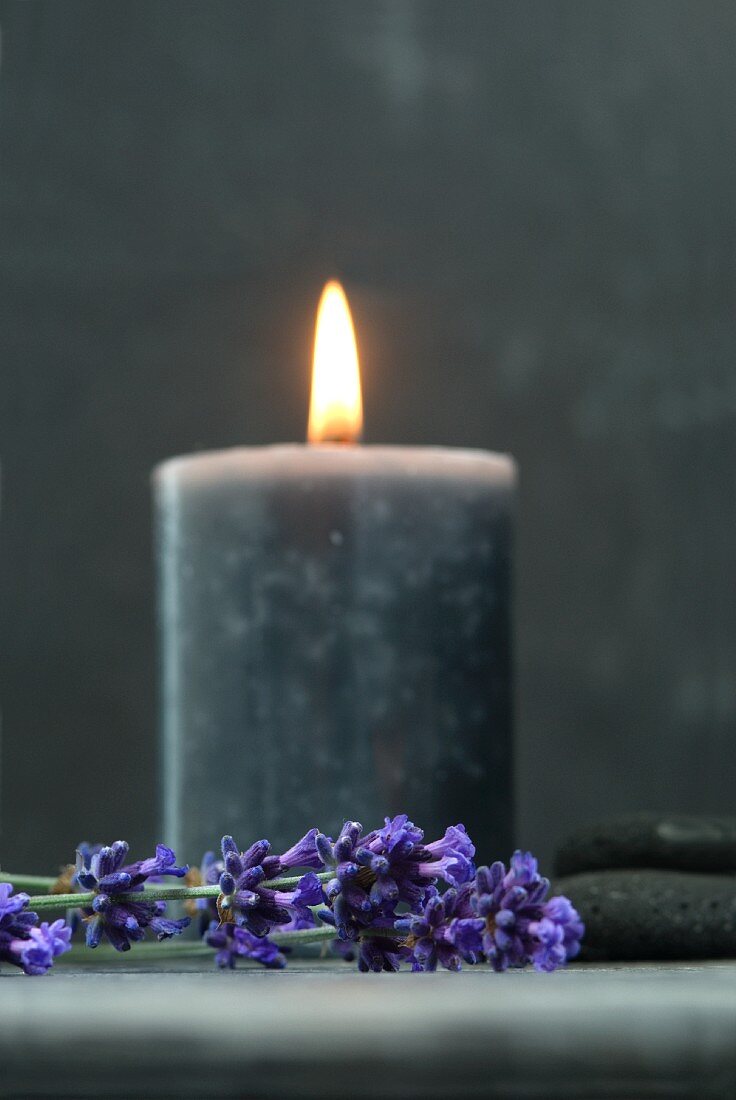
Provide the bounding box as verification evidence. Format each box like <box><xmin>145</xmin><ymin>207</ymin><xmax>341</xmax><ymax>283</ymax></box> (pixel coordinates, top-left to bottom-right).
<box><xmin>56</xmin><ymin>941</ymin><xmax>216</xmax><ymax>965</ymax></box>
<box><xmin>28</xmin><ymin>890</ymin><xmax>94</xmax><ymax>911</ymax></box>
<box><xmin>25</xmin><ymin>870</ymin><xmax>336</xmax><ymax>913</ymax></box>
<box><xmin>272</xmin><ymin>925</ymin><xmax>337</xmax><ymax>947</ymax></box>
<box><xmin>55</xmin><ymin>924</ymin><xmax>400</xmax><ymax>966</ymax></box>
<box><xmin>56</xmin><ymin>926</ymin><xmax>342</xmax><ymax>966</ymax></box>
<box><xmin>1</xmin><ymin>873</ymin><xmax>57</xmax><ymax>893</ymax></box>
<box><xmin>264</xmin><ymin>871</ymin><xmax>334</xmax><ymax>891</ymax></box>
<box><xmin>29</xmin><ymin>885</ymin><xmax>219</xmax><ymax>910</ymax></box>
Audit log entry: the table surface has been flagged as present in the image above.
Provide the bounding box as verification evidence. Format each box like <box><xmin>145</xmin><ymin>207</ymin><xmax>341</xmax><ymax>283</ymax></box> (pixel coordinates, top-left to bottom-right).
<box><xmin>2</xmin><ymin>957</ymin><xmax>736</xmax><ymax>1099</ymax></box>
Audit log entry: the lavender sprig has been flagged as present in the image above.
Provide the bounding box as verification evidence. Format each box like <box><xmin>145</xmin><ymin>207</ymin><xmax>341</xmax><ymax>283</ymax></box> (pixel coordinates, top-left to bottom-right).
<box><xmin>396</xmin><ymin>851</ymin><xmax>585</xmax><ymax>973</ymax></box>
<box><xmin>315</xmin><ymin>815</ymin><xmax>475</xmax><ymax>942</ymax></box>
<box><xmin>26</xmin><ymin>873</ymin><xmax>335</xmax><ymax>912</ymax></box>
<box><xmin>217</xmin><ymin>832</ymin><xmax>324</xmax><ymax>935</ymax></box>
<box><xmin>17</xmin><ymin>823</ymin><xmax>584</xmax><ymax>975</ymax></box>
<box><xmin>0</xmin><ymin>883</ymin><xmax>71</xmax><ymax>975</ymax></box>
<box><xmin>73</xmin><ymin>841</ymin><xmax>191</xmax><ymax>951</ymax></box>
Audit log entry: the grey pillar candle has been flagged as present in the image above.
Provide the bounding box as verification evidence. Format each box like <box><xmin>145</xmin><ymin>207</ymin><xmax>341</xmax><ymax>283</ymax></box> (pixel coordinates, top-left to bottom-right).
<box><xmin>155</xmin><ymin>445</ymin><xmax>516</xmax><ymax>861</ymax></box>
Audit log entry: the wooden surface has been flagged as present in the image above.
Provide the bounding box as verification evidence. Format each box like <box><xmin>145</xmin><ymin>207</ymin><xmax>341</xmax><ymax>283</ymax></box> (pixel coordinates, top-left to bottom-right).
<box><xmin>1</xmin><ymin>959</ymin><xmax>735</xmax><ymax>1098</ymax></box>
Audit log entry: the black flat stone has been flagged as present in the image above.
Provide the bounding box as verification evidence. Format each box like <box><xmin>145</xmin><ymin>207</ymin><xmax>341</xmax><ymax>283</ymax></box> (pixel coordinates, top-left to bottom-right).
<box><xmin>554</xmin><ymin>813</ymin><xmax>736</xmax><ymax>876</ymax></box>
<box><xmin>555</xmin><ymin>868</ymin><xmax>736</xmax><ymax>960</ymax></box>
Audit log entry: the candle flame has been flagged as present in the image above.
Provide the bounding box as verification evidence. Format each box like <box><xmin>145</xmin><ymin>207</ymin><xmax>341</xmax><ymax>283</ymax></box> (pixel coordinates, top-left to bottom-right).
<box><xmin>308</xmin><ymin>280</ymin><xmax>363</xmax><ymax>444</ymax></box>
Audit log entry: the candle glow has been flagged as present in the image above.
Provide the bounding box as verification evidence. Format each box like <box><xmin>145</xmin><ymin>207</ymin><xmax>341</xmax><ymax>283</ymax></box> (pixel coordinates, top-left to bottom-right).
<box><xmin>307</xmin><ymin>280</ymin><xmax>363</xmax><ymax>444</ymax></box>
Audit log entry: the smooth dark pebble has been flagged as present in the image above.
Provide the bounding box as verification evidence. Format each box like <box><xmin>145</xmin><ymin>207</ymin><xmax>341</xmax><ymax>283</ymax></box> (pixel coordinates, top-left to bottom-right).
<box><xmin>555</xmin><ymin>868</ymin><xmax>736</xmax><ymax>960</ymax></box>
<box><xmin>554</xmin><ymin>813</ymin><xmax>736</xmax><ymax>876</ymax></box>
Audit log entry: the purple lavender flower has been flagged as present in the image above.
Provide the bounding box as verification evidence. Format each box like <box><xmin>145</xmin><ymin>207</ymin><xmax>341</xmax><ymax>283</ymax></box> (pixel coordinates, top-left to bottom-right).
<box><xmin>19</xmin><ymin>921</ymin><xmax>73</xmax><ymax>975</ymax></box>
<box><xmin>274</xmin><ymin>828</ymin><xmax>325</xmax><ymax>874</ymax></box>
<box><xmin>529</xmin><ymin>896</ymin><xmax>585</xmax><ymax>971</ymax></box>
<box><xmin>315</xmin><ymin>822</ymin><xmax>374</xmax><ymax>940</ymax></box>
<box><xmin>356</xmin><ymin>933</ymin><xmax>412</xmax><ymax>973</ymax></box>
<box><xmin>204</xmin><ymin>921</ymin><xmax>286</xmax><ymax>969</ymax></box>
<box><xmin>76</xmin><ymin>841</ymin><xmax>191</xmax><ymax>951</ymax></box>
<box><xmin>316</xmin><ymin>816</ymin><xmax>475</xmax><ymax>940</ymax></box>
<box><xmin>423</xmin><ymin>824</ymin><xmax>476</xmax><ymax>865</ymax></box>
<box><xmin>470</xmin><ymin>851</ymin><xmax>584</xmax><ymax>972</ymax></box>
<box><xmin>330</xmin><ymin>936</ymin><xmax>357</xmax><ymax>963</ymax></box>
<box><xmin>218</xmin><ymin>835</ymin><xmax>323</xmax><ymax>936</ymax></box>
<box><xmin>363</xmin><ymin>816</ymin><xmax>475</xmax><ymax>899</ymax></box>
<box><xmin>0</xmin><ymin>883</ymin><xmax>71</xmax><ymax>975</ymax></box>
<box><xmin>67</xmin><ymin>842</ymin><xmax>103</xmax><ymax>888</ymax></box>
<box><xmin>396</xmin><ymin>886</ymin><xmax>484</xmax><ymax>972</ymax></box>
<box><xmin>319</xmin><ymin>895</ymin><xmax>410</xmax><ymax>970</ymax></box>
<box><xmin>183</xmin><ymin>850</ymin><xmax>223</xmax><ymax>934</ymax></box>
<box><xmin>277</xmin><ymin>910</ymin><xmax>316</xmax><ymax>933</ymax></box>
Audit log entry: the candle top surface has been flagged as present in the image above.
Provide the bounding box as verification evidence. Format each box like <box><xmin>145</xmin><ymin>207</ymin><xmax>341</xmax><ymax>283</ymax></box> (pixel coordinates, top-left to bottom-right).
<box><xmin>155</xmin><ymin>444</ymin><xmax>516</xmax><ymax>487</ymax></box>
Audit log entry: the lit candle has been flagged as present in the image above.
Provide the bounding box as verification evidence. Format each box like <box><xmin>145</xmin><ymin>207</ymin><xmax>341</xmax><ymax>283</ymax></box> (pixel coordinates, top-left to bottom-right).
<box><xmin>154</xmin><ymin>283</ymin><xmax>516</xmax><ymax>860</ymax></box>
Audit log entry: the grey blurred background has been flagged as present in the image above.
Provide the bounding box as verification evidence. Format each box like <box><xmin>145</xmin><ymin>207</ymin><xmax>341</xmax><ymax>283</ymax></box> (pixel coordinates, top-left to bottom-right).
<box><xmin>1</xmin><ymin>0</ymin><xmax>735</xmax><ymax>872</ymax></box>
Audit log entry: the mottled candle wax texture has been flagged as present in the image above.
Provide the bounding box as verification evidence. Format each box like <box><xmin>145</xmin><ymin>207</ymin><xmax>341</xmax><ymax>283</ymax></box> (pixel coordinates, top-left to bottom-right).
<box><xmin>155</xmin><ymin>284</ymin><xmax>516</xmax><ymax>862</ymax></box>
